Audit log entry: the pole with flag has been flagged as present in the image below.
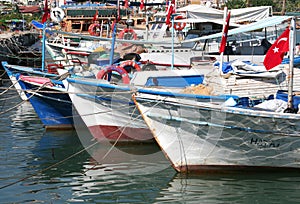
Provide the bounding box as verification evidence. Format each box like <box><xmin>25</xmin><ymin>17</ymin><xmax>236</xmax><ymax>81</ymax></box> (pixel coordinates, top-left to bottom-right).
<box><xmin>93</xmin><ymin>10</ymin><xmax>98</xmax><ymax>22</ymax></box>
<box><xmin>166</xmin><ymin>0</ymin><xmax>175</xmax><ymax>26</ymax></box>
<box><xmin>41</xmin><ymin>0</ymin><xmax>50</xmax><ymax>24</ymax></box>
<box><xmin>287</xmin><ymin>17</ymin><xmax>296</xmax><ymax>112</ymax></box>
<box><xmin>263</xmin><ymin>28</ymin><xmax>290</xmax><ymax>70</ymax></box>
<box><xmin>263</xmin><ymin>18</ymin><xmax>296</xmax><ymax>112</ymax></box>
<box><xmin>140</xmin><ymin>0</ymin><xmax>144</xmax><ymax>10</ymax></box>
<box><xmin>41</xmin><ymin>0</ymin><xmax>50</xmax><ymax>72</ymax></box>
<box><xmin>124</xmin><ymin>0</ymin><xmax>129</xmax><ymax>8</ymax></box>
<box><xmin>165</xmin><ymin>0</ymin><xmax>176</xmax><ymax>69</ymax></box>
<box><xmin>219</xmin><ymin>7</ymin><xmax>230</xmax><ymax>73</ymax></box>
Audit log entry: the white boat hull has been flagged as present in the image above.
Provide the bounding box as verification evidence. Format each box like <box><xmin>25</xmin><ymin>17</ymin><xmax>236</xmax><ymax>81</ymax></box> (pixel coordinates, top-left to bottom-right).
<box><xmin>134</xmin><ymin>93</ymin><xmax>300</xmax><ymax>172</ymax></box>
<box><xmin>66</xmin><ymin>79</ymin><xmax>153</xmax><ymax>143</ymax></box>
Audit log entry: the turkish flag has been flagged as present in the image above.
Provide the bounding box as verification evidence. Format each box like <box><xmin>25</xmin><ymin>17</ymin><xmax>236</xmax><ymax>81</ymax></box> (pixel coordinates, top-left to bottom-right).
<box><xmin>93</xmin><ymin>10</ymin><xmax>98</xmax><ymax>22</ymax></box>
<box><xmin>124</xmin><ymin>0</ymin><xmax>129</xmax><ymax>8</ymax></box>
<box><xmin>165</xmin><ymin>0</ymin><xmax>175</xmax><ymax>25</ymax></box>
<box><xmin>140</xmin><ymin>0</ymin><xmax>144</xmax><ymax>10</ymax></box>
<box><xmin>41</xmin><ymin>0</ymin><xmax>50</xmax><ymax>23</ymax></box>
<box><xmin>264</xmin><ymin>28</ymin><xmax>290</xmax><ymax>70</ymax></box>
<box><xmin>219</xmin><ymin>11</ymin><xmax>231</xmax><ymax>53</ymax></box>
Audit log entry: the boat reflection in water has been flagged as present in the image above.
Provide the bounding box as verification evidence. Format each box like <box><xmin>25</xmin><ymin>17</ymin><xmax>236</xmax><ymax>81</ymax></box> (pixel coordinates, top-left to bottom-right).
<box><xmin>157</xmin><ymin>172</ymin><xmax>300</xmax><ymax>203</ymax></box>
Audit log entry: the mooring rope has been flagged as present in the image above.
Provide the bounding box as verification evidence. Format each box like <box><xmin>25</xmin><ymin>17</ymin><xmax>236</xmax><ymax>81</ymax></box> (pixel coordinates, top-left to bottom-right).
<box><xmin>0</xmin><ymin>140</ymin><xmax>99</xmax><ymax>190</ymax></box>
<box><xmin>0</xmin><ymin>69</ymin><xmax>7</xmax><ymax>78</ymax></box>
<box><xmin>0</xmin><ymin>86</ymin><xmax>135</xmax><ymax>95</ymax></box>
<box><xmin>0</xmin><ymin>76</ymin><xmax>23</xmax><ymax>97</ymax></box>
<box><xmin>0</xmin><ymin>80</ymin><xmax>50</xmax><ymax>116</ymax></box>
<box><xmin>0</xmin><ymin>102</ymin><xmax>156</xmax><ymax>190</ymax></box>
<box><xmin>80</xmin><ymin>102</ymin><xmax>154</xmax><ymax>175</ymax></box>
<box><xmin>0</xmin><ymin>93</ymin><xmax>24</xmax><ymax>101</ymax></box>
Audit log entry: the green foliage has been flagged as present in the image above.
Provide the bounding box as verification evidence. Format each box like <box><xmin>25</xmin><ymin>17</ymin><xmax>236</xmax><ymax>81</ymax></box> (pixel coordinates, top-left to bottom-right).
<box><xmin>250</xmin><ymin>0</ymin><xmax>275</xmax><ymax>7</ymax></box>
<box><xmin>225</xmin><ymin>0</ymin><xmax>246</xmax><ymax>9</ymax></box>
<box><xmin>0</xmin><ymin>10</ymin><xmax>41</xmax><ymax>28</ymax></box>
<box><xmin>286</xmin><ymin>0</ymin><xmax>300</xmax><ymax>12</ymax></box>
<box><xmin>225</xmin><ymin>0</ymin><xmax>299</xmax><ymax>12</ymax></box>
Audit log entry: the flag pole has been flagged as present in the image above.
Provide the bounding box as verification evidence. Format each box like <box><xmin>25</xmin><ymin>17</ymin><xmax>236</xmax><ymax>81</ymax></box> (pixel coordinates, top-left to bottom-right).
<box><xmin>171</xmin><ymin>14</ymin><xmax>175</xmax><ymax>70</ymax></box>
<box><xmin>219</xmin><ymin>7</ymin><xmax>227</xmax><ymax>73</ymax></box>
<box><xmin>41</xmin><ymin>22</ymin><xmax>46</xmax><ymax>72</ymax></box>
<box><xmin>287</xmin><ymin>17</ymin><xmax>296</xmax><ymax>111</ymax></box>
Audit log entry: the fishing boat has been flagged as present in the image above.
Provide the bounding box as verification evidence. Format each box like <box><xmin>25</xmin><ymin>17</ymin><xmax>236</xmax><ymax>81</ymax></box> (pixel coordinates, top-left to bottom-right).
<box><xmin>133</xmin><ymin>17</ymin><xmax>300</xmax><ymax>173</ymax></box>
<box><xmin>63</xmin><ymin>67</ymin><xmax>210</xmax><ymax>143</ymax></box>
<box><xmin>16</xmin><ymin>74</ymin><xmax>73</xmax><ymax>129</ymax></box>
<box><xmin>1</xmin><ymin>61</ymin><xmax>60</xmax><ymax>100</ymax></box>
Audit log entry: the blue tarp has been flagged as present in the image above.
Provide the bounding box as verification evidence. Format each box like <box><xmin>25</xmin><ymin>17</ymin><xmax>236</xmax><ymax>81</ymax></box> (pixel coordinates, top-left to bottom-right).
<box><xmin>282</xmin><ymin>55</ymin><xmax>300</xmax><ymax>66</ymax></box>
<box><xmin>31</xmin><ymin>20</ymin><xmax>43</xmax><ymax>30</ymax></box>
<box><xmin>214</xmin><ymin>60</ymin><xmax>257</xmax><ymax>74</ymax></box>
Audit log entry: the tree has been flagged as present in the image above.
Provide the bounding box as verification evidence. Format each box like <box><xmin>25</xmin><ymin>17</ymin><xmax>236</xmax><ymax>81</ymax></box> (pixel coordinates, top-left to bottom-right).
<box><xmin>225</xmin><ymin>0</ymin><xmax>298</xmax><ymax>12</ymax></box>
<box><xmin>225</xmin><ymin>0</ymin><xmax>246</xmax><ymax>9</ymax></box>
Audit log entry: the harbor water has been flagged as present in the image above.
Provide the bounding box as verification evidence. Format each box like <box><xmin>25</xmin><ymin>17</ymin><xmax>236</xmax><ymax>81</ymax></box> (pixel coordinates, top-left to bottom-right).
<box><xmin>1</xmin><ymin>79</ymin><xmax>300</xmax><ymax>203</ymax></box>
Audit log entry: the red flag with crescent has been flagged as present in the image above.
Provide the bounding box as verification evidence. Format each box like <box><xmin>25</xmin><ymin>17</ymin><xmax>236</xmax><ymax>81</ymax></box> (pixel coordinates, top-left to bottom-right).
<box><xmin>124</xmin><ymin>0</ymin><xmax>129</xmax><ymax>8</ymax></box>
<box><xmin>41</xmin><ymin>0</ymin><xmax>50</xmax><ymax>23</ymax></box>
<box><xmin>219</xmin><ymin>11</ymin><xmax>230</xmax><ymax>53</ymax></box>
<box><xmin>165</xmin><ymin>0</ymin><xmax>175</xmax><ymax>25</ymax></box>
<box><xmin>263</xmin><ymin>28</ymin><xmax>290</xmax><ymax>70</ymax></box>
<box><xmin>140</xmin><ymin>0</ymin><xmax>144</xmax><ymax>10</ymax></box>
<box><xmin>93</xmin><ymin>10</ymin><xmax>98</xmax><ymax>22</ymax></box>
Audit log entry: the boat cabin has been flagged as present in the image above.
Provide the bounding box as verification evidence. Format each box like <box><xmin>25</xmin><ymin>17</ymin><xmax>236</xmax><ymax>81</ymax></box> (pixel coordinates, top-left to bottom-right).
<box><xmin>60</xmin><ymin>4</ymin><xmax>128</xmax><ymax>36</ymax></box>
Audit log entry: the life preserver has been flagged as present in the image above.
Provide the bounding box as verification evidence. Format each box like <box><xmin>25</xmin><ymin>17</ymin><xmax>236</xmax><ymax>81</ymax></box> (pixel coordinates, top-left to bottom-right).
<box><xmin>96</xmin><ymin>65</ymin><xmax>130</xmax><ymax>84</ymax></box>
<box><xmin>118</xmin><ymin>60</ymin><xmax>141</xmax><ymax>72</ymax></box>
<box><xmin>50</xmin><ymin>7</ymin><xmax>65</xmax><ymax>23</ymax></box>
<box><xmin>169</xmin><ymin>15</ymin><xmax>186</xmax><ymax>31</ymax></box>
<box><xmin>118</xmin><ymin>28</ymin><xmax>137</xmax><ymax>40</ymax></box>
<box><xmin>88</xmin><ymin>23</ymin><xmax>101</xmax><ymax>36</ymax></box>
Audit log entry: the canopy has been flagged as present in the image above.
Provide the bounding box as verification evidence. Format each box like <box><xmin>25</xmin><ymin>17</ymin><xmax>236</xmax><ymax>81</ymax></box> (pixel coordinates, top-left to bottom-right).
<box><xmin>177</xmin><ymin>6</ymin><xmax>272</xmax><ymax>24</ymax></box>
<box><xmin>174</xmin><ymin>17</ymin><xmax>241</xmax><ymax>27</ymax></box>
<box><xmin>181</xmin><ymin>16</ymin><xmax>291</xmax><ymax>43</ymax></box>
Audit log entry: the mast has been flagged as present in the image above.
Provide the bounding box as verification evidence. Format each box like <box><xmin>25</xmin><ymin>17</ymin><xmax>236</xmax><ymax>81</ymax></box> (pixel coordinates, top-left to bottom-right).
<box><xmin>287</xmin><ymin>17</ymin><xmax>296</xmax><ymax>111</ymax></box>
<box><xmin>42</xmin><ymin>23</ymin><xmax>46</xmax><ymax>72</ymax></box>
<box><xmin>219</xmin><ymin>7</ymin><xmax>228</xmax><ymax>74</ymax></box>
<box><xmin>110</xmin><ymin>0</ymin><xmax>120</xmax><ymax>63</ymax></box>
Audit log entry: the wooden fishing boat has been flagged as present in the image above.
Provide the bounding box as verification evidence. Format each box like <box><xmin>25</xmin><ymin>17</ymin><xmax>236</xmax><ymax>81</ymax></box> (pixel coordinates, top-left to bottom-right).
<box><xmin>17</xmin><ymin>74</ymin><xmax>73</xmax><ymax>129</ymax></box>
<box><xmin>63</xmin><ymin>68</ymin><xmax>210</xmax><ymax>143</ymax></box>
<box><xmin>133</xmin><ymin>17</ymin><xmax>300</xmax><ymax>173</ymax></box>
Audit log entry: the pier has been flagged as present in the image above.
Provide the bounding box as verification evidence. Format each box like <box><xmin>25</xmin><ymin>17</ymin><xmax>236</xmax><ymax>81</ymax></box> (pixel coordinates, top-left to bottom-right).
<box><xmin>0</xmin><ymin>31</ymin><xmax>41</xmax><ymax>67</ymax></box>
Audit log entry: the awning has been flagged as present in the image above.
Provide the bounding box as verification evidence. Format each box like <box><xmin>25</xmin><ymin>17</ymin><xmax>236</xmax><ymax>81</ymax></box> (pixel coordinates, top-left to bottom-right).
<box><xmin>181</xmin><ymin>16</ymin><xmax>292</xmax><ymax>43</ymax></box>
<box><xmin>174</xmin><ymin>18</ymin><xmax>242</xmax><ymax>27</ymax></box>
<box><xmin>177</xmin><ymin>6</ymin><xmax>272</xmax><ymax>23</ymax></box>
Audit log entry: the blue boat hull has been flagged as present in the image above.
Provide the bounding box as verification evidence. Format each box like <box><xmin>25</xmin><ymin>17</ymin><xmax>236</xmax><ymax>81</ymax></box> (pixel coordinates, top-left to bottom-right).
<box><xmin>18</xmin><ymin>78</ymin><xmax>74</xmax><ymax>129</ymax></box>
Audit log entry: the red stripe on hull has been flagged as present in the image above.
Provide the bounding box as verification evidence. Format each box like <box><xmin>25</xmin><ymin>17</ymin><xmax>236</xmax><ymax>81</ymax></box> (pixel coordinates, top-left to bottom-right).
<box><xmin>88</xmin><ymin>125</ymin><xmax>154</xmax><ymax>143</ymax></box>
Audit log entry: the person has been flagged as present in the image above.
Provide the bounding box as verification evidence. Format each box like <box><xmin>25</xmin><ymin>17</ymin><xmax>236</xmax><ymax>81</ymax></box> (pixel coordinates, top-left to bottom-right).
<box><xmin>296</xmin><ymin>43</ymin><xmax>300</xmax><ymax>56</ymax></box>
<box><xmin>165</xmin><ymin>26</ymin><xmax>171</xmax><ymax>37</ymax></box>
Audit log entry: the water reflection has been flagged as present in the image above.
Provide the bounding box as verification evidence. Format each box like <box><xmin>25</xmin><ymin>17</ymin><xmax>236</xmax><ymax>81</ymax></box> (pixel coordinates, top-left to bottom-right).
<box><xmin>67</xmin><ymin>159</ymin><xmax>174</xmax><ymax>203</ymax></box>
<box><xmin>157</xmin><ymin>172</ymin><xmax>300</xmax><ymax>204</ymax></box>
<box><xmin>2</xmin><ymin>81</ymin><xmax>300</xmax><ymax>203</ymax></box>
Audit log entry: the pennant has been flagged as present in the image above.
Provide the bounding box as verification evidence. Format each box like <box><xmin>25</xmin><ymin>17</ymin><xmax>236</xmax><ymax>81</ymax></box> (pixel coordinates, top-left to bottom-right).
<box><xmin>41</xmin><ymin>0</ymin><xmax>50</xmax><ymax>23</ymax></box>
<box><xmin>124</xmin><ymin>0</ymin><xmax>129</xmax><ymax>8</ymax></box>
<box><xmin>140</xmin><ymin>0</ymin><xmax>144</xmax><ymax>10</ymax></box>
<box><xmin>263</xmin><ymin>28</ymin><xmax>290</xmax><ymax>70</ymax></box>
<box><xmin>165</xmin><ymin>0</ymin><xmax>175</xmax><ymax>25</ymax></box>
<box><xmin>219</xmin><ymin>11</ymin><xmax>230</xmax><ymax>53</ymax></box>
<box><xmin>93</xmin><ymin>10</ymin><xmax>98</xmax><ymax>22</ymax></box>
